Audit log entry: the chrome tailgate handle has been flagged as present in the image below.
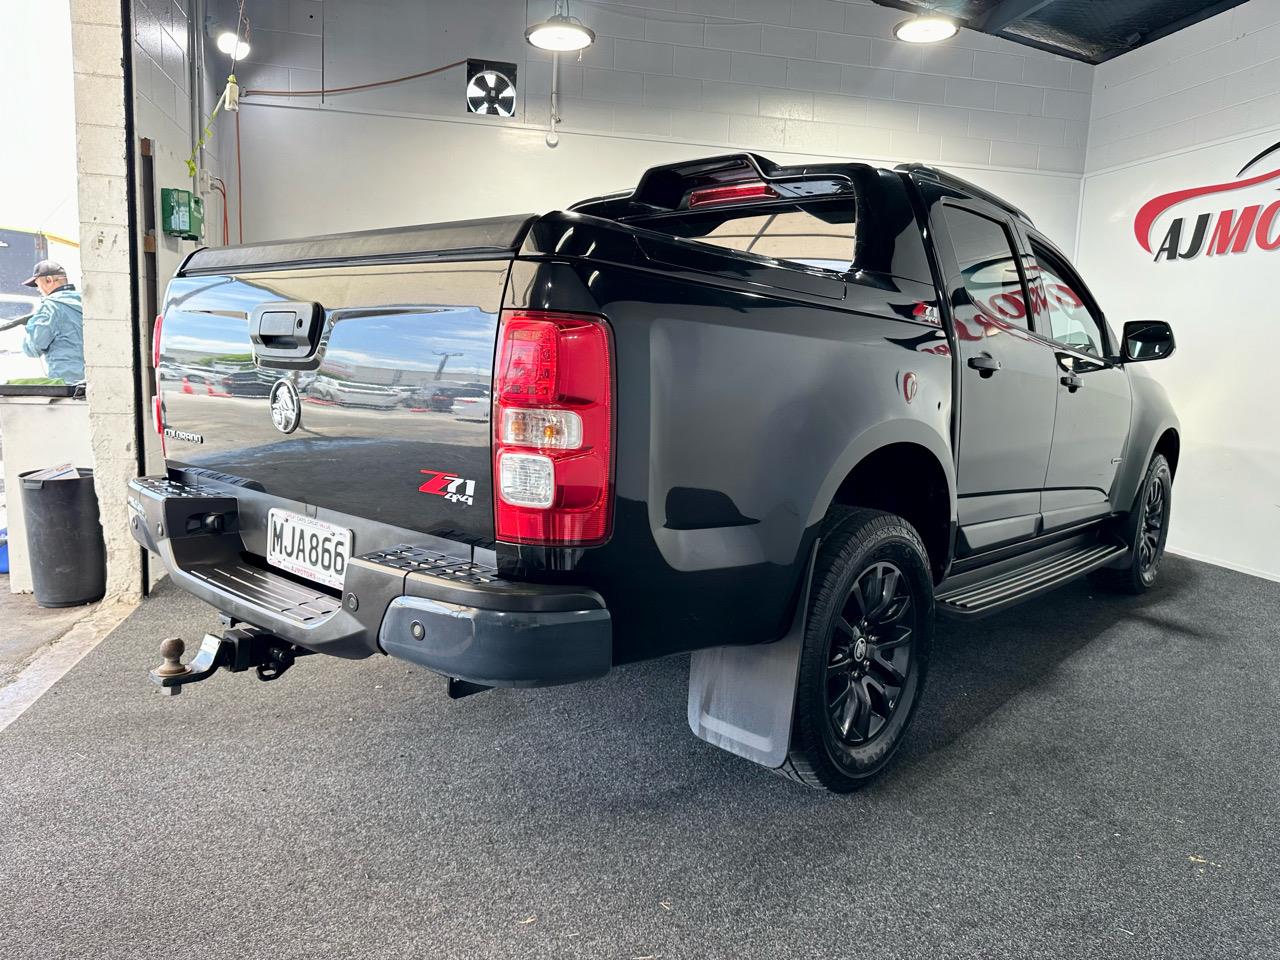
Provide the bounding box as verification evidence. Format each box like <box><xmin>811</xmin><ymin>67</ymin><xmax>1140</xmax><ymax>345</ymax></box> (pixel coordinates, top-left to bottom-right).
<box><xmin>250</xmin><ymin>300</ymin><xmax>322</xmax><ymax>364</ymax></box>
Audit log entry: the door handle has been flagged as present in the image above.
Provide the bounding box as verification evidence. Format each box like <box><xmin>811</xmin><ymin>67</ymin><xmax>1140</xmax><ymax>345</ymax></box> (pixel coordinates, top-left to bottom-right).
<box><xmin>967</xmin><ymin>354</ymin><xmax>1002</xmax><ymax>378</ymax></box>
<box><xmin>1060</xmin><ymin>373</ymin><xmax>1083</xmax><ymax>392</ymax></box>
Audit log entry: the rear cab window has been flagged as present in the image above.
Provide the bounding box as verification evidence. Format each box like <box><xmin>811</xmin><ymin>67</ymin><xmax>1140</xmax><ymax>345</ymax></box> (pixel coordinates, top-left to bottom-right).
<box><xmin>631</xmin><ymin>199</ymin><xmax>857</xmax><ymax>275</ymax></box>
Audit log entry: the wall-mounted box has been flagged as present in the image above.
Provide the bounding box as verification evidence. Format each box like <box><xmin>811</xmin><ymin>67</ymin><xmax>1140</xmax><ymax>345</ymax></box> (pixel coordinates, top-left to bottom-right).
<box><xmin>160</xmin><ymin>188</ymin><xmax>204</xmax><ymax>240</ymax></box>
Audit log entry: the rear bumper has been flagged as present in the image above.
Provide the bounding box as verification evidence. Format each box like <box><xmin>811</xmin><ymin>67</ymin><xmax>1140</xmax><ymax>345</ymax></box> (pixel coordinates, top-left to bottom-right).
<box><xmin>127</xmin><ymin>473</ymin><xmax>611</xmax><ymax>687</ymax></box>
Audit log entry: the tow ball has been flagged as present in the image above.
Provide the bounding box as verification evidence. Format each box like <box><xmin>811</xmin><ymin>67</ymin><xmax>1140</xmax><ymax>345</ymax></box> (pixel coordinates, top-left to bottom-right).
<box><xmin>149</xmin><ymin>629</ymin><xmax>314</xmax><ymax>695</ymax></box>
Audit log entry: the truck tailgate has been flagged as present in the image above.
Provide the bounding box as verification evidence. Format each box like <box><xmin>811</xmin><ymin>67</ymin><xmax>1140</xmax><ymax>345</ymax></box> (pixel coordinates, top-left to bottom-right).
<box><xmin>155</xmin><ymin>216</ymin><xmax>533</xmax><ymax>544</ymax></box>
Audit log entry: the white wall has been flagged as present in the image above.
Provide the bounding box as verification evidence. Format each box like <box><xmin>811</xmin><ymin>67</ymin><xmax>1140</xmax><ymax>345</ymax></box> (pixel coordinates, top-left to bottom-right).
<box><xmin>132</xmin><ymin>0</ymin><xmax>223</xmax><ymax>282</ymax></box>
<box><xmin>210</xmin><ymin>0</ymin><xmax>1093</xmax><ymax>250</ymax></box>
<box><xmin>195</xmin><ymin>0</ymin><xmax>1280</xmax><ymax>582</ymax></box>
<box><xmin>230</xmin><ymin>103</ymin><xmax>1085</xmax><ymax>247</ymax></box>
<box><xmin>1077</xmin><ymin>0</ymin><xmax>1280</xmax><ymax>581</ymax></box>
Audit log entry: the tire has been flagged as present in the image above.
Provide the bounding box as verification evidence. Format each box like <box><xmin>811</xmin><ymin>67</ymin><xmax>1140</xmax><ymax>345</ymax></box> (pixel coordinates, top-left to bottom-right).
<box><xmin>776</xmin><ymin>508</ymin><xmax>934</xmax><ymax>792</ymax></box>
<box><xmin>1092</xmin><ymin>453</ymin><xmax>1172</xmax><ymax>595</ymax></box>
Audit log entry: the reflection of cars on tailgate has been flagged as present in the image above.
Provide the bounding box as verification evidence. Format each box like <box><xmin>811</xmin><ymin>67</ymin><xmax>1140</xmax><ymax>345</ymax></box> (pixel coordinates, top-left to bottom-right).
<box><xmin>311</xmin><ymin>374</ymin><xmax>401</xmax><ymax>408</ymax></box>
<box><xmin>409</xmin><ymin>383</ymin><xmax>490</xmax><ymax>417</ymax></box>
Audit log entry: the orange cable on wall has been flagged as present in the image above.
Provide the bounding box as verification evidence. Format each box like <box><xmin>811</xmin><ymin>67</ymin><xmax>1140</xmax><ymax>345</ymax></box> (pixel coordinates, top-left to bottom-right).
<box><xmin>235</xmin><ymin>109</ymin><xmax>244</xmax><ymax>244</ymax></box>
<box><xmin>209</xmin><ymin>177</ymin><xmax>230</xmax><ymax>245</ymax></box>
<box><xmin>242</xmin><ymin>59</ymin><xmax>467</xmax><ymax>98</ymax></box>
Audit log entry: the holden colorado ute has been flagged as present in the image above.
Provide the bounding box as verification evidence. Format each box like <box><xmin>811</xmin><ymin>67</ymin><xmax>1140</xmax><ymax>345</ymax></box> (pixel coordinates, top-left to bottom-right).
<box><xmin>130</xmin><ymin>154</ymin><xmax>1179</xmax><ymax>792</ymax></box>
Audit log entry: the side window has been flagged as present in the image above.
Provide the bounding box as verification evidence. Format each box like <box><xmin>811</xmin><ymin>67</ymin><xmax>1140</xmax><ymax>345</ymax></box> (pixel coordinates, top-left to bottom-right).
<box><xmin>1029</xmin><ymin>242</ymin><xmax>1106</xmax><ymax>356</ymax></box>
<box><xmin>635</xmin><ymin>199</ymin><xmax>856</xmax><ymax>274</ymax></box>
<box><xmin>939</xmin><ymin>205</ymin><xmax>1029</xmax><ymax>330</ymax></box>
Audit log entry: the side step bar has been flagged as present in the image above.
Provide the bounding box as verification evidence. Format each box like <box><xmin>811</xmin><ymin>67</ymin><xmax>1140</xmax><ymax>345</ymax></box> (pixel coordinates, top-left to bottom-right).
<box><xmin>937</xmin><ymin>542</ymin><xmax>1127</xmax><ymax>619</ymax></box>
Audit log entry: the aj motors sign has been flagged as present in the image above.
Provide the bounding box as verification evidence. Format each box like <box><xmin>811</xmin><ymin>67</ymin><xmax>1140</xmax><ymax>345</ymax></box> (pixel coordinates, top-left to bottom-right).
<box><xmin>1135</xmin><ymin>141</ymin><xmax>1280</xmax><ymax>261</ymax></box>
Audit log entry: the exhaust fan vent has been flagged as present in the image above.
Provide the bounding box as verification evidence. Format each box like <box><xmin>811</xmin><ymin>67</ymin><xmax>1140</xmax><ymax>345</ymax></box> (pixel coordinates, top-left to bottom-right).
<box><xmin>466</xmin><ymin>60</ymin><xmax>517</xmax><ymax>118</ymax></box>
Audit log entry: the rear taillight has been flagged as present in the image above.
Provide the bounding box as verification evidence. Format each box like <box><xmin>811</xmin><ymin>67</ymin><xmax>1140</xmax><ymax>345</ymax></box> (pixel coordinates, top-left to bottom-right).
<box><xmin>687</xmin><ymin>181</ymin><xmax>777</xmax><ymax>207</ymax></box>
<box><xmin>152</xmin><ymin>314</ymin><xmax>165</xmax><ymax>454</ymax></box>
<box><xmin>153</xmin><ymin>394</ymin><xmax>166</xmax><ymax>456</ymax></box>
<box><xmin>151</xmin><ymin>313</ymin><xmax>163</xmax><ymax>368</ymax></box>
<box><xmin>493</xmin><ymin>310</ymin><xmax>613</xmax><ymax>546</ymax></box>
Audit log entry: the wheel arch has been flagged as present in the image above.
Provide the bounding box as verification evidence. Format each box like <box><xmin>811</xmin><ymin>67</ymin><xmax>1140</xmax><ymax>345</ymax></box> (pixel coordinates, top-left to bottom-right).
<box><xmin>1113</xmin><ymin>371</ymin><xmax>1180</xmax><ymax>513</ymax></box>
<box><xmin>812</xmin><ymin>421</ymin><xmax>956</xmax><ymax>582</ymax></box>
<box><xmin>1153</xmin><ymin>426</ymin><xmax>1180</xmax><ymax>476</ymax></box>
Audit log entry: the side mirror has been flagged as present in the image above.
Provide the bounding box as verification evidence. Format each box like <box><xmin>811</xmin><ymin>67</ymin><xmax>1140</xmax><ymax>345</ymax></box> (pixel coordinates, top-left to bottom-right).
<box><xmin>1122</xmin><ymin>320</ymin><xmax>1175</xmax><ymax>363</ymax></box>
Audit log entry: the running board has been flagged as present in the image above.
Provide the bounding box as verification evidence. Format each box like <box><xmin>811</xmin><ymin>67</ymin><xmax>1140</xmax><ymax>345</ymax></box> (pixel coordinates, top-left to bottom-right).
<box><xmin>936</xmin><ymin>542</ymin><xmax>1127</xmax><ymax>619</ymax></box>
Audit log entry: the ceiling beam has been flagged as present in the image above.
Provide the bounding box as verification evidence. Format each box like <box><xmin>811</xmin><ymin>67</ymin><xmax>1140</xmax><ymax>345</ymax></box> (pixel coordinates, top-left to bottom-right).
<box><xmin>867</xmin><ymin>0</ymin><xmax>1092</xmax><ymax>63</ymax></box>
<box><xmin>1094</xmin><ymin>0</ymin><xmax>1247</xmax><ymax>63</ymax></box>
<box><xmin>979</xmin><ymin>0</ymin><xmax>1059</xmax><ymax>34</ymax></box>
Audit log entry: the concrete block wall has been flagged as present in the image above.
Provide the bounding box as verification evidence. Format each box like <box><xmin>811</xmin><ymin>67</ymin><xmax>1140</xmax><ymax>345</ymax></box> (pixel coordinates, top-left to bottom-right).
<box><xmin>69</xmin><ymin>0</ymin><xmax>143</xmax><ymax>602</ymax></box>
<box><xmin>132</xmin><ymin>0</ymin><xmax>193</xmax><ymax>159</ymax></box>
<box><xmin>132</xmin><ymin>0</ymin><xmax>222</xmax><ymax>275</ymax></box>
<box><xmin>67</xmin><ymin>0</ymin><xmax>217</xmax><ymax>600</ymax></box>
<box><xmin>1086</xmin><ymin>0</ymin><xmax>1280</xmax><ymax>172</ymax></box>
<box><xmin>220</xmin><ymin>0</ymin><xmax>1094</xmax><ymax>175</ymax></box>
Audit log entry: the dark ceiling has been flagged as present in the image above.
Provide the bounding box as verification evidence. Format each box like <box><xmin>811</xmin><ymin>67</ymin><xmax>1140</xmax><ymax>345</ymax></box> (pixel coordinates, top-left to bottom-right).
<box><xmin>871</xmin><ymin>0</ymin><xmax>1247</xmax><ymax>63</ymax></box>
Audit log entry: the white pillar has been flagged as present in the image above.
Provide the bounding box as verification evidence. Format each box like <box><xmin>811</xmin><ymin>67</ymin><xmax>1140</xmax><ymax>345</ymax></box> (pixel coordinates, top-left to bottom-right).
<box><xmin>69</xmin><ymin>0</ymin><xmax>143</xmax><ymax>602</ymax></box>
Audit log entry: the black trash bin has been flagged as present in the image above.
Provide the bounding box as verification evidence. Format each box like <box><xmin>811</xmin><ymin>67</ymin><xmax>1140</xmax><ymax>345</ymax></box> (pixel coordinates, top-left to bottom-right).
<box><xmin>20</xmin><ymin>468</ymin><xmax>107</xmax><ymax>608</ymax></box>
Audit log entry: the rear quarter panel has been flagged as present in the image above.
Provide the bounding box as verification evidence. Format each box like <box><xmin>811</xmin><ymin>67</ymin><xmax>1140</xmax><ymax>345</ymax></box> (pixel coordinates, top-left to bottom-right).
<box><xmin>509</xmin><ymin>214</ymin><xmax>955</xmax><ymax>663</ymax></box>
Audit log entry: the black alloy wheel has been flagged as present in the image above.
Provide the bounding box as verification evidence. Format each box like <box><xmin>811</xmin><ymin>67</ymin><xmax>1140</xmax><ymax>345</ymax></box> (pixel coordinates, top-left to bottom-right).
<box><xmin>826</xmin><ymin>561</ymin><xmax>916</xmax><ymax>746</ymax></box>
<box><xmin>1092</xmin><ymin>452</ymin><xmax>1172</xmax><ymax>594</ymax></box>
<box><xmin>780</xmin><ymin>508</ymin><xmax>934</xmax><ymax>792</ymax></box>
<box><xmin>1137</xmin><ymin>471</ymin><xmax>1166</xmax><ymax>577</ymax></box>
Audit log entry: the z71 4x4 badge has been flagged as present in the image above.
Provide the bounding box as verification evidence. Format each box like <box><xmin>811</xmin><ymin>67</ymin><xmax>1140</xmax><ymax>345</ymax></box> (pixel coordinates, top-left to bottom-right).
<box><xmin>419</xmin><ymin>470</ymin><xmax>477</xmax><ymax>506</ymax></box>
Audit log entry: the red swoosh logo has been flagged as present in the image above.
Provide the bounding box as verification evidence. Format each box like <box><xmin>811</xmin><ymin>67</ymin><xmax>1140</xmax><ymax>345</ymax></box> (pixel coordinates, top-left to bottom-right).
<box><xmin>1134</xmin><ymin>164</ymin><xmax>1280</xmax><ymax>252</ymax></box>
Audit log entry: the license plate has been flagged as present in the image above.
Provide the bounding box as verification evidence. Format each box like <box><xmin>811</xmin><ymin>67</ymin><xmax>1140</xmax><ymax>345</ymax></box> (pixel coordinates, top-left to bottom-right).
<box><xmin>266</xmin><ymin>509</ymin><xmax>352</xmax><ymax>590</ymax></box>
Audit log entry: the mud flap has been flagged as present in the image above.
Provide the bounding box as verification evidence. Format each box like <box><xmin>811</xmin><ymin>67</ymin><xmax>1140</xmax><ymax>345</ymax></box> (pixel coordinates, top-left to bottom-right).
<box><xmin>686</xmin><ymin>543</ymin><xmax>817</xmax><ymax>769</ymax></box>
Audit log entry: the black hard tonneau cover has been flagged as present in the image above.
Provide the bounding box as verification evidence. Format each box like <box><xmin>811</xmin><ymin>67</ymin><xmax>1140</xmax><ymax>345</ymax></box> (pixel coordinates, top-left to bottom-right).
<box><xmin>179</xmin><ymin>214</ymin><xmax>538</xmax><ymax>275</ymax></box>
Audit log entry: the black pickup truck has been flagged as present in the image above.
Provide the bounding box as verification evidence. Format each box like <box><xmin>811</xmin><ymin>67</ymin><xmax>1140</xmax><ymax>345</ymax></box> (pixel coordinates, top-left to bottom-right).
<box><xmin>130</xmin><ymin>154</ymin><xmax>1178</xmax><ymax>791</ymax></box>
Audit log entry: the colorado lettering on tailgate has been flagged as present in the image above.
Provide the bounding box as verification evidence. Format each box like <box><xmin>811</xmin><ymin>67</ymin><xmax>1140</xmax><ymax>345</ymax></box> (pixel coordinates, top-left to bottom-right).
<box><xmin>419</xmin><ymin>470</ymin><xmax>476</xmax><ymax>506</ymax></box>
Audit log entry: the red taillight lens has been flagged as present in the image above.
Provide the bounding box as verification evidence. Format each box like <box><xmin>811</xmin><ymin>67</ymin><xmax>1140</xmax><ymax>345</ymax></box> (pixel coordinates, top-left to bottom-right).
<box><xmin>151</xmin><ymin>313</ymin><xmax>163</xmax><ymax>368</ymax></box>
<box><xmin>687</xmin><ymin>181</ymin><xmax>777</xmax><ymax>207</ymax></box>
<box><xmin>493</xmin><ymin>310</ymin><xmax>613</xmax><ymax>546</ymax></box>
<box><xmin>152</xmin><ymin>315</ymin><xmax>166</xmax><ymax>455</ymax></box>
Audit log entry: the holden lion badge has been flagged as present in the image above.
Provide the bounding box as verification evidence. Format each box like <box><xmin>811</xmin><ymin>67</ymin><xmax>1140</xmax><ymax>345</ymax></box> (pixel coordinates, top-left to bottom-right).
<box><xmin>269</xmin><ymin>379</ymin><xmax>301</xmax><ymax>434</ymax></box>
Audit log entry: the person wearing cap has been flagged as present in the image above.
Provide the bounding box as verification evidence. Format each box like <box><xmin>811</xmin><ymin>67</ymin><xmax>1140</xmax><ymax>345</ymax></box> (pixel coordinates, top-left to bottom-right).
<box><xmin>21</xmin><ymin>260</ymin><xmax>84</xmax><ymax>383</ymax></box>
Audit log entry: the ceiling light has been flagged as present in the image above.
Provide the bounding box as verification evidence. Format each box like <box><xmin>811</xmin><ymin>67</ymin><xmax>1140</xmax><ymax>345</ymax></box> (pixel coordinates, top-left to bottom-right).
<box><xmin>215</xmin><ymin>30</ymin><xmax>251</xmax><ymax>60</ymax></box>
<box><xmin>893</xmin><ymin>15</ymin><xmax>958</xmax><ymax>44</ymax></box>
<box><xmin>525</xmin><ymin>14</ymin><xmax>596</xmax><ymax>52</ymax></box>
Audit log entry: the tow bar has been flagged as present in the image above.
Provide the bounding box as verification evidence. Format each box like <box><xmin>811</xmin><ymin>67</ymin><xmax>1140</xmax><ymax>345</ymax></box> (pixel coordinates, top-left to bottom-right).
<box><xmin>149</xmin><ymin>628</ymin><xmax>315</xmax><ymax>695</ymax></box>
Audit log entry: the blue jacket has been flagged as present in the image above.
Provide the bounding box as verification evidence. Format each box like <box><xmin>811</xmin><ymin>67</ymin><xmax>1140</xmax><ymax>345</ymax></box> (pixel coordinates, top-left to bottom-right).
<box><xmin>23</xmin><ymin>286</ymin><xmax>85</xmax><ymax>382</ymax></box>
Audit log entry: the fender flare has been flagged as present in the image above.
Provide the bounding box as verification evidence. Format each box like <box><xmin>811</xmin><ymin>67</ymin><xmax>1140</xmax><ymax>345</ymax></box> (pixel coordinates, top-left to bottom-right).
<box><xmin>806</xmin><ymin>418</ymin><xmax>957</xmax><ymax>529</ymax></box>
<box><xmin>1112</xmin><ymin>373</ymin><xmax>1180</xmax><ymax>514</ymax></box>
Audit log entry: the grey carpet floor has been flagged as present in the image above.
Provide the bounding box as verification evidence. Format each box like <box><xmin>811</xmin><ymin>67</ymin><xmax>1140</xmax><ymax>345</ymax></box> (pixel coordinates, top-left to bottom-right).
<box><xmin>0</xmin><ymin>555</ymin><xmax>1276</xmax><ymax>959</ymax></box>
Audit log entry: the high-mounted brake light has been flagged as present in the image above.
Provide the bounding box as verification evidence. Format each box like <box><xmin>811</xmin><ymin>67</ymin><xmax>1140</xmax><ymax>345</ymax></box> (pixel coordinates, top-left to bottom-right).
<box><xmin>687</xmin><ymin>181</ymin><xmax>777</xmax><ymax>208</ymax></box>
<box><xmin>493</xmin><ymin>310</ymin><xmax>613</xmax><ymax>546</ymax></box>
